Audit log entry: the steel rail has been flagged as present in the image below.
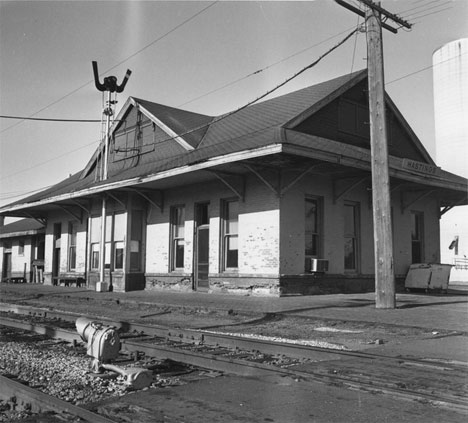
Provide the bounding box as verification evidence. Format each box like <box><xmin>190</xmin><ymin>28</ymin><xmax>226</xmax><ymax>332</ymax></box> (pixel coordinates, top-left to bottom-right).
<box><xmin>1</xmin><ymin>302</ymin><xmax>467</xmax><ymax>369</ymax></box>
<box><xmin>1</xmin><ymin>315</ymin><xmax>468</xmax><ymax>413</ymax></box>
<box><xmin>0</xmin><ymin>375</ymin><xmax>116</xmax><ymax>423</ymax></box>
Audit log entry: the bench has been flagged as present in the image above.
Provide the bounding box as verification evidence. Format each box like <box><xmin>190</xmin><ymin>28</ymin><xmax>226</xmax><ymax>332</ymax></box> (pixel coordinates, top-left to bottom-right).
<box><xmin>7</xmin><ymin>277</ymin><xmax>26</xmax><ymax>284</ymax></box>
<box><xmin>53</xmin><ymin>277</ymin><xmax>85</xmax><ymax>287</ymax></box>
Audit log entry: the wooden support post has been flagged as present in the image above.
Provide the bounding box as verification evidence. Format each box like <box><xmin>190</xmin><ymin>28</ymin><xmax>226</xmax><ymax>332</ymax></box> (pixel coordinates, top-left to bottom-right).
<box><xmin>366</xmin><ymin>4</ymin><xmax>395</xmax><ymax>309</ymax></box>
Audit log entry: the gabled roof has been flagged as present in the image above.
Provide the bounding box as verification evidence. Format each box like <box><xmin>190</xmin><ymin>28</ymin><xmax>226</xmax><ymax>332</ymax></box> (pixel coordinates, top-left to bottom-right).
<box><xmin>1</xmin><ymin>69</ymin><xmax>466</xmax><ymax>214</ymax></box>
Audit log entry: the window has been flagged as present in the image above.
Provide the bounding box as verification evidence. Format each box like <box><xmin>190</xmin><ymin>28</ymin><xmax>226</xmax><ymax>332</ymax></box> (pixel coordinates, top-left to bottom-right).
<box><xmin>130</xmin><ymin>210</ymin><xmax>143</xmax><ymax>271</ymax></box>
<box><xmin>68</xmin><ymin>222</ymin><xmax>77</xmax><ymax>271</ymax></box>
<box><xmin>18</xmin><ymin>240</ymin><xmax>25</xmax><ymax>256</ymax></box>
<box><xmin>90</xmin><ymin>216</ymin><xmax>101</xmax><ymax>270</ymax></box>
<box><xmin>411</xmin><ymin>211</ymin><xmax>424</xmax><ymax>263</ymax></box>
<box><xmin>344</xmin><ymin>202</ymin><xmax>360</xmax><ymax>271</ymax></box>
<box><xmin>90</xmin><ymin>213</ymin><xmax>127</xmax><ymax>271</ymax></box>
<box><xmin>305</xmin><ymin>197</ymin><xmax>322</xmax><ymax>259</ymax></box>
<box><xmin>338</xmin><ymin>99</ymin><xmax>369</xmax><ymax>139</ymax></box>
<box><xmin>113</xmin><ymin>213</ymin><xmax>125</xmax><ymax>270</ymax></box>
<box><xmin>222</xmin><ymin>200</ymin><xmax>239</xmax><ymax>270</ymax></box>
<box><xmin>171</xmin><ymin>206</ymin><xmax>185</xmax><ymax>270</ymax></box>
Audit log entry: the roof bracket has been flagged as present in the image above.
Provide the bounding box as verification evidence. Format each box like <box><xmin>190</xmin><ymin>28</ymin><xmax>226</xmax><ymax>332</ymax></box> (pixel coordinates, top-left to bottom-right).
<box><xmin>128</xmin><ymin>189</ymin><xmax>164</xmax><ymax>218</ymax></box>
<box><xmin>243</xmin><ymin>164</ymin><xmax>280</xmax><ymax>198</ymax></box>
<box><xmin>70</xmin><ymin>200</ymin><xmax>91</xmax><ymax>215</ymax></box>
<box><xmin>106</xmin><ymin>192</ymin><xmax>127</xmax><ymax>210</ymax></box>
<box><xmin>56</xmin><ymin>205</ymin><xmax>82</xmax><ymax>223</ymax></box>
<box><xmin>440</xmin><ymin>196</ymin><xmax>467</xmax><ymax>218</ymax></box>
<box><xmin>21</xmin><ymin>212</ymin><xmax>47</xmax><ymax>227</ymax></box>
<box><xmin>210</xmin><ymin>171</ymin><xmax>245</xmax><ymax>202</ymax></box>
<box><xmin>400</xmin><ymin>190</ymin><xmax>435</xmax><ymax>214</ymax></box>
<box><xmin>280</xmin><ymin>164</ymin><xmax>326</xmax><ymax>197</ymax></box>
<box><xmin>333</xmin><ymin>176</ymin><xmax>368</xmax><ymax>204</ymax></box>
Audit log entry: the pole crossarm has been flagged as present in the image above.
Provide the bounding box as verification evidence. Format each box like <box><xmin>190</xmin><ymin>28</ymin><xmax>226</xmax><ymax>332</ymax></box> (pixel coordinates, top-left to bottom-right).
<box><xmin>357</xmin><ymin>0</ymin><xmax>412</xmax><ymax>29</ymax></box>
<box><xmin>334</xmin><ymin>0</ymin><xmax>398</xmax><ymax>33</ymax></box>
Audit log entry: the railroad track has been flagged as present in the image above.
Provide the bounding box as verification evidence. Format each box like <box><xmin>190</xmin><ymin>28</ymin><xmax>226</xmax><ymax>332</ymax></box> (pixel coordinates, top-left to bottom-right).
<box><xmin>1</xmin><ymin>303</ymin><xmax>468</xmax><ymax>418</ymax></box>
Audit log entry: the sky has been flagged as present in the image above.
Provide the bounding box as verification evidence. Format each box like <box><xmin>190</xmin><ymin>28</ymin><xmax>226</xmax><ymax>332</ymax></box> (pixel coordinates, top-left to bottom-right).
<box><xmin>0</xmin><ymin>0</ymin><xmax>467</xmax><ymax>213</ymax></box>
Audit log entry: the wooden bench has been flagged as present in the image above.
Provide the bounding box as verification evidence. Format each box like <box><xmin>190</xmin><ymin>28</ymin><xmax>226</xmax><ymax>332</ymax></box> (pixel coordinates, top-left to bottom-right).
<box><xmin>53</xmin><ymin>277</ymin><xmax>85</xmax><ymax>287</ymax></box>
<box><xmin>7</xmin><ymin>277</ymin><xmax>26</xmax><ymax>284</ymax></box>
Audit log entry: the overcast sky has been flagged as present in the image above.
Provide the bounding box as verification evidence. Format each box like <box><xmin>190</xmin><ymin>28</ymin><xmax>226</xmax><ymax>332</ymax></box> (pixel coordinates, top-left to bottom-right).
<box><xmin>0</xmin><ymin>0</ymin><xmax>466</xmax><ymax>210</ymax></box>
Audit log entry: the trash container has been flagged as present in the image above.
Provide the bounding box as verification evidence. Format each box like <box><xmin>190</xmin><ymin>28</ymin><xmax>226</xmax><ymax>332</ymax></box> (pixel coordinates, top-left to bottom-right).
<box><xmin>405</xmin><ymin>263</ymin><xmax>453</xmax><ymax>293</ymax></box>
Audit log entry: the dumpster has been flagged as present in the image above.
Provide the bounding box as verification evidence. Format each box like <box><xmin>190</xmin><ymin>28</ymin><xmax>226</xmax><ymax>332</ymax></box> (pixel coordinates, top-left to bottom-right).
<box><xmin>405</xmin><ymin>263</ymin><xmax>453</xmax><ymax>293</ymax></box>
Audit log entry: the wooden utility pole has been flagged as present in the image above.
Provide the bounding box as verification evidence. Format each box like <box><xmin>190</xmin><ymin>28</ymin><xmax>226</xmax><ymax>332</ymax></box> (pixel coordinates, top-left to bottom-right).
<box><xmin>335</xmin><ymin>1</ymin><xmax>411</xmax><ymax>309</ymax></box>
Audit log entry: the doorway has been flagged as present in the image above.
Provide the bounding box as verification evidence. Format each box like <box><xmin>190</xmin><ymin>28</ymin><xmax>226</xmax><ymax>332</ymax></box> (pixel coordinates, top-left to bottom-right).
<box><xmin>2</xmin><ymin>251</ymin><xmax>12</xmax><ymax>281</ymax></box>
<box><xmin>52</xmin><ymin>223</ymin><xmax>61</xmax><ymax>282</ymax></box>
<box><xmin>194</xmin><ymin>203</ymin><xmax>209</xmax><ymax>290</ymax></box>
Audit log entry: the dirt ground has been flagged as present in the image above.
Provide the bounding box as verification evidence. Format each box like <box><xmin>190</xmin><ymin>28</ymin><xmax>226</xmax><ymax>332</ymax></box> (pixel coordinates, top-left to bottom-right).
<box><xmin>0</xmin><ymin>283</ymin><xmax>449</xmax><ymax>351</ymax></box>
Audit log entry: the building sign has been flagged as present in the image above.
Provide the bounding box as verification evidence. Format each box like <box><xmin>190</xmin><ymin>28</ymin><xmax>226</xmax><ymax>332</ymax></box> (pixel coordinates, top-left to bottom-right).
<box><xmin>402</xmin><ymin>159</ymin><xmax>440</xmax><ymax>176</ymax></box>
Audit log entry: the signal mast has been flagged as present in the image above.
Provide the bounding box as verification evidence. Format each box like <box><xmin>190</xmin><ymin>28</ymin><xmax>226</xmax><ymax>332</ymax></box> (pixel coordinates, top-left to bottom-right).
<box><xmin>92</xmin><ymin>61</ymin><xmax>131</xmax><ymax>291</ymax></box>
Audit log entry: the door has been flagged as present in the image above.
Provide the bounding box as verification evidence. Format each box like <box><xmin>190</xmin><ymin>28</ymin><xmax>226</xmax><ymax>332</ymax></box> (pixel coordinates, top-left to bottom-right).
<box><xmin>52</xmin><ymin>223</ymin><xmax>61</xmax><ymax>282</ymax></box>
<box><xmin>2</xmin><ymin>252</ymin><xmax>12</xmax><ymax>280</ymax></box>
<box><xmin>194</xmin><ymin>203</ymin><xmax>209</xmax><ymax>290</ymax></box>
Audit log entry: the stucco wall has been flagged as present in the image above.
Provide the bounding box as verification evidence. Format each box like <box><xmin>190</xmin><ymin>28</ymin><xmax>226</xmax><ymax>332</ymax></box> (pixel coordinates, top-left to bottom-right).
<box><xmin>279</xmin><ymin>172</ymin><xmax>441</xmax><ymax>280</ymax></box>
<box><xmin>0</xmin><ymin>238</ymin><xmax>33</xmax><ymax>280</ymax></box>
<box><xmin>145</xmin><ymin>176</ymin><xmax>280</xmax><ymax>288</ymax></box>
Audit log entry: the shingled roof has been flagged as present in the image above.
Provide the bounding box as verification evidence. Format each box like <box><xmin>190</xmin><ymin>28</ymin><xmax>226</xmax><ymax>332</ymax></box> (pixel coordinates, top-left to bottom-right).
<box><xmin>1</xmin><ymin>68</ymin><xmax>466</xmax><ymax>213</ymax></box>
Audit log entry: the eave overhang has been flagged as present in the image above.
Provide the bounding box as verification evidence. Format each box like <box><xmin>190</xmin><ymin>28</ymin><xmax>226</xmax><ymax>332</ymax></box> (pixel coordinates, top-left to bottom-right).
<box><xmin>1</xmin><ymin>132</ymin><xmax>466</xmax><ymax>217</ymax></box>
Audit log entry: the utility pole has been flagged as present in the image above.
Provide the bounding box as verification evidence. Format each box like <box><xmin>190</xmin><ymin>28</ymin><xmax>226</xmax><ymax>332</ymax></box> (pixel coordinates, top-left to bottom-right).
<box><xmin>335</xmin><ymin>1</ymin><xmax>411</xmax><ymax>309</ymax></box>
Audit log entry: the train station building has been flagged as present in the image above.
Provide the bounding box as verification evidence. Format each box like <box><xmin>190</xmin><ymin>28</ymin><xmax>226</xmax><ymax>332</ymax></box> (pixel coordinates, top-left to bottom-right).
<box><xmin>1</xmin><ymin>70</ymin><xmax>466</xmax><ymax>295</ymax></box>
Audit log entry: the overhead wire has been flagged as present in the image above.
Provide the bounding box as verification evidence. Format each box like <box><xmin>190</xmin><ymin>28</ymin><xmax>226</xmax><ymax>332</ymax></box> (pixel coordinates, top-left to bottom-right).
<box><xmin>0</xmin><ymin>1</ymin><xmax>218</xmax><ymax>135</ymax></box>
<box><xmin>403</xmin><ymin>6</ymin><xmax>453</xmax><ymax>23</ymax></box>
<box><xmin>0</xmin><ymin>140</ymin><xmax>98</xmax><ymax>182</ymax></box>
<box><xmin>178</xmin><ymin>25</ymin><xmax>357</xmax><ymax>108</ymax></box>
<box><xmin>1</xmin><ymin>26</ymin><xmax>360</xmax><ymax>186</ymax></box>
<box><xmin>116</xmin><ymin>27</ymin><xmax>360</xmax><ymax>158</ymax></box>
<box><xmin>396</xmin><ymin>0</ymin><xmax>444</xmax><ymax>16</ymax></box>
<box><xmin>0</xmin><ymin>115</ymin><xmax>101</xmax><ymax>123</ymax></box>
<box><xmin>399</xmin><ymin>1</ymin><xmax>452</xmax><ymax>19</ymax></box>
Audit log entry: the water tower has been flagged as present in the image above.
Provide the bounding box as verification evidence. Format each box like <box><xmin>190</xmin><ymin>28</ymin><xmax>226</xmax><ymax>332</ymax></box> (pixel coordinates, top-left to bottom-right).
<box><xmin>433</xmin><ymin>38</ymin><xmax>468</xmax><ymax>282</ymax></box>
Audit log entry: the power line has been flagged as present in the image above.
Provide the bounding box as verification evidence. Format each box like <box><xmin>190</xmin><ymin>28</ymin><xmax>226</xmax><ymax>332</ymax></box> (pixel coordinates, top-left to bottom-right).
<box><xmin>0</xmin><ymin>1</ymin><xmax>218</xmax><ymax>135</ymax></box>
<box><xmin>396</xmin><ymin>0</ymin><xmax>444</xmax><ymax>16</ymax></box>
<box><xmin>0</xmin><ymin>140</ymin><xmax>97</xmax><ymax>182</ymax></box>
<box><xmin>179</xmin><ymin>25</ymin><xmax>358</xmax><ymax>108</ymax></box>
<box><xmin>386</xmin><ymin>51</ymin><xmax>468</xmax><ymax>85</ymax></box>
<box><xmin>2</xmin><ymin>25</ymin><xmax>360</xmax><ymax>184</ymax></box>
<box><xmin>118</xmin><ymin>27</ymin><xmax>359</xmax><ymax>157</ymax></box>
<box><xmin>400</xmin><ymin>0</ymin><xmax>452</xmax><ymax>19</ymax></box>
<box><xmin>0</xmin><ymin>184</ymin><xmax>55</xmax><ymax>200</ymax></box>
<box><xmin>404</xmin><ymin>6</ymin><xmax>453</xmax><ymax>22</ymax></box>
<box><xmin>0</xmin><ymin>115</ymin><xmax>101</xmax><ymax>123</ymax></box>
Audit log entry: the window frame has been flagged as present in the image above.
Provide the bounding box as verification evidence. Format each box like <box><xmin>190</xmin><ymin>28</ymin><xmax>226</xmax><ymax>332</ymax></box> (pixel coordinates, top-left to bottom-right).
<box><xmin>68</xmin><ymin>222</ymin><xmax>77</xmax><ymax>271</ymax></box>
<box><xmin>344</xmin><ymin>202</ymin><xmax>360</xmax><ymax>272</ymax></box>
<box><xmin>170</xmin><ymin>205</ymin><xmax>185</xmax><ymax>271</ymax></box>
<box><xmin>304</xmin><ymin>196</ymin><xmax>324</xmax><ymax>269</ymax></box>
<box><xmin>338</xmin><ymin>98</ymin><xmax>369</xmax><ymax>140</ymax></box>
<box><xmin>221</xmin><ymin>199</ymin><xmax>239</xmax><ymax>271</ymax></box>
<box><xmin>18</xmin><ymin>240</ymin><xmax>25</xmax><ymax>256</ymax></box>
<box><xmin>411</xmin><ymin>211</ymin><xmax>424</xmax><ymax>264</ymax></box>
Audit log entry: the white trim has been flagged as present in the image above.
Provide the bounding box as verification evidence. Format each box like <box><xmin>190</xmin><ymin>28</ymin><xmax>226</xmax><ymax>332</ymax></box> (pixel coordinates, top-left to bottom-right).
<box><xmin>137</xmin><ymin>103</ymin><xmax>195</xmax><ymax>151</ymax></box>
<box><xmin>0</xmin><ymin>145</ymin><xmax>282</xmax><ymax>214</ymax></box>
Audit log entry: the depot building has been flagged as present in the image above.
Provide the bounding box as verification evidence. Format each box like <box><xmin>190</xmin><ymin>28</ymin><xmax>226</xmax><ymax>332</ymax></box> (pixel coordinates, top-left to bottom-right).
<box><xmin>1</xmin><ymin>70</ymin><xmax>466</xmax><ymax>296</ymax></box>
